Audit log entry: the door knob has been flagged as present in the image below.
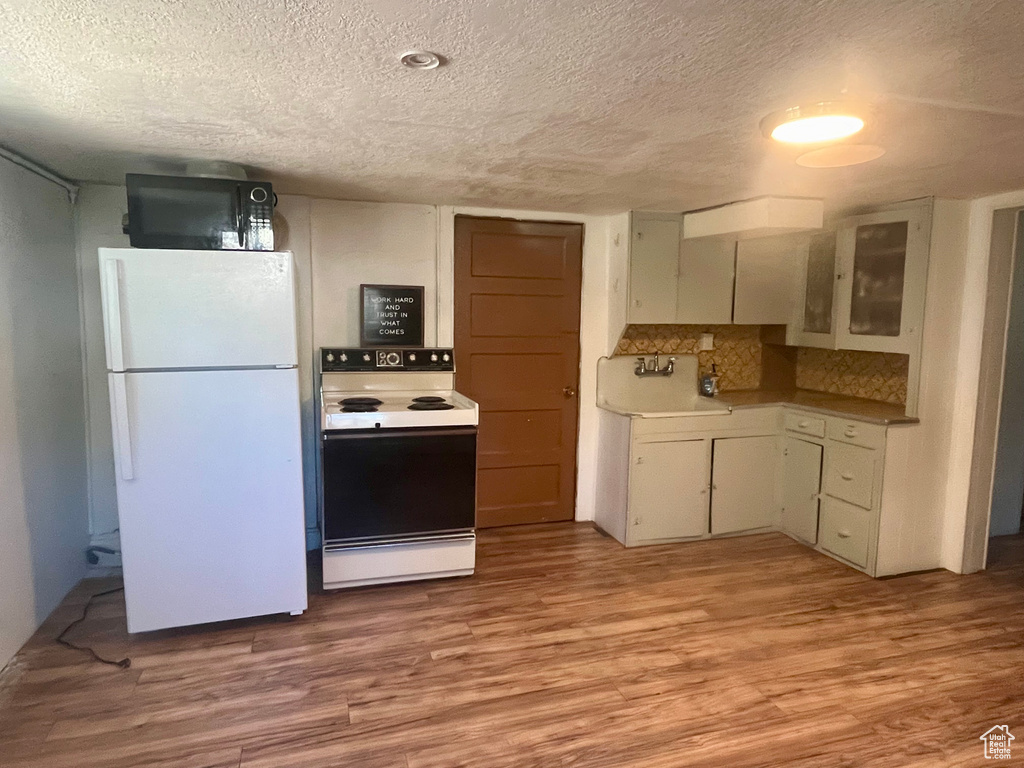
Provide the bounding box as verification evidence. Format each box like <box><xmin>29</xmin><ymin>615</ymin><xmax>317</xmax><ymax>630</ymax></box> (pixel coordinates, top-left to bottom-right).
<box><xmin>562</xmin><ymin>386</ymin><xmax>576</xmax><ymax>398</ymax></box>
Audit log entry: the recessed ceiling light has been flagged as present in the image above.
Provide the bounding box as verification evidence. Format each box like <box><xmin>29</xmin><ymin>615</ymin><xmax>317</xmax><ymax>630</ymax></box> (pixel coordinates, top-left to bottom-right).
<box><xmin>796</xmin><ymin>144</ymin><xmax>886</xmax><ymax>168</ymax></box>
<box><xmin>399</xmin><ymin>51</ymin><xmax>443</xmax><ymax>70</ymax></box>
<box><xmin>761</xmin><ymin>102</ymin><xmax>867</xmax><ymax>144</ymax></box>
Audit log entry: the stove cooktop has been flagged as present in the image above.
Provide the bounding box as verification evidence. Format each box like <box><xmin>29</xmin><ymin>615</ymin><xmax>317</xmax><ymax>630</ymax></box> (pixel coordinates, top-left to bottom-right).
<box><xmin>322</xmin><ymin>390</ymin><xmax>478</xmax><ymax>430</ymax></box>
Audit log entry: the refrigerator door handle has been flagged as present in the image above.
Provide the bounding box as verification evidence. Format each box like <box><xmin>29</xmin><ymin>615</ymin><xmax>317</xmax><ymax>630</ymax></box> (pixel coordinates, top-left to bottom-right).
<box><xmin>103</xmin><ymin>258</ymin><xmax>126</xmax><ymax>371</ymax></box>
<box><xmin>110</xmin><ymin>374</ymin><xmax>134</xmax><ymax>481</ymax></box>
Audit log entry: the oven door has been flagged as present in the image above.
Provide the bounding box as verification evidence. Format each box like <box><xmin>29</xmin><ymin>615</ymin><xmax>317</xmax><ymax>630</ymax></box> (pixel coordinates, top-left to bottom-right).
<box><xmin>321</xmin><ymin>427</ymin><xmax>477</xmax><ymax>543</ymax></box>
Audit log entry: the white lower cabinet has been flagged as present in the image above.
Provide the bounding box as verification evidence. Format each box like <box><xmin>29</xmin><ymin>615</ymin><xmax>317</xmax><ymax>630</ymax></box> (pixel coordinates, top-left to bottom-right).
<box><xmin>629</xmin><ymin>438</ymin><xmax>709</xmax><ymax>543</ymax></box>
<box><xmin>819</xmin><ymin>496</ymin><xmax>873</xmax><ymax>569</ymax></box>
<box><xmin>594</xmin><ymin>406</ymin><xmax>930</xmax><ymax>576</ymax></box>
<box><xmin>710</xmin><ymin>436</ymin><xmax>778</xmax><ymax>534</ymax></box>
<box><xmin>779</xmin><ymin>436</ymin><xmax>823</xmax><ymax>544</ymax></box>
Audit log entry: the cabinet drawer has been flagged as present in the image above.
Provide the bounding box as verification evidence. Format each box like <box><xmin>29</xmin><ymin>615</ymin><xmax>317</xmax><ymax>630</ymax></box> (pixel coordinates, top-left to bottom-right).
<box><xmin>820</xmin><ymin>497</ymin><xmax>872</xmax><ymax>568</ymax></box>
<box><xmin>827</xmin><ymin>418</ymin><xmax>886</xmax><ymax>449</ymax></box>
<box><xmin>824</xmin><ymin>443</ymin><xmax>876</xmax><ymax>509</ymax></box>
<box><xmin>784</xmin><ymin>411</ymin><xmax>825</xmax><ymax>438</ymax></box>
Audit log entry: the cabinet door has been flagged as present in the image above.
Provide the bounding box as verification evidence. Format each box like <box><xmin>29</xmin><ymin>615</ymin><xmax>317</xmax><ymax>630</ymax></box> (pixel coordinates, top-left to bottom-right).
<box><xmin>779</xmin><ymin>436</ymin><xmax>823</xmax><ymax>543</ymax></box>
<box><xmin>676</xmin><ymin>239</ymin><xmax>735</xmax><ymax>324</ymax></box>
<box><xmin>710</xmin><ymin>436</ymin><xmax>777</xmax><ymax>534</ymax></box>
<box><xmin>733</xmin><ymin>236</ymin><xmax>802</xmax><ymax>325</ymax></box>
<box><xmin>628</xmin><ymin>214</ymin><xmax>680</xmax><ymax>324</ymax></box>
<box><xmin>834</xmin><ymin>205</ymin><xmax>931</xmax><ymax>354</ymax></box>
<box><xmin>630</xmin><ymin>439</ymin><xmax>709</xmax><ymax>542</ymax></box>
<box><xmin>786</xmin><ymin>231</ymin><xmax>838</xmax><ymax>348</ymax></box>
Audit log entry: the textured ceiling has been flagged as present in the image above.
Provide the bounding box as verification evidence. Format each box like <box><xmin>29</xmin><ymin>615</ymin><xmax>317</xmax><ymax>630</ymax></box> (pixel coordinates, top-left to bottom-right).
<box><xmin>2</xmin><ymin>0</ymin><xmax>1024</xmax><ymax>213</ymax></box>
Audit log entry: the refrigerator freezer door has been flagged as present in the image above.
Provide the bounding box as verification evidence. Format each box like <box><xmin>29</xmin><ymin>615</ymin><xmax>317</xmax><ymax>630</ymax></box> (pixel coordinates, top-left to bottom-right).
<box><xmin>99</xmin><ymin>248</ymin><xmax>298</xmax><ymax>371</ymax></box>
<box><xmin>110</xmin><ymin>368</ymin><xmax>307</xmax><ymax>632</ymax></box>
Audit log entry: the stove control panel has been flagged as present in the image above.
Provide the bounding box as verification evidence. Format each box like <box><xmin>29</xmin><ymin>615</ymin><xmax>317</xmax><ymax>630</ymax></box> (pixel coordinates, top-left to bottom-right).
<box><xmin>321</xmin><ymin>347</ymin><xmax>455</xmax><ymax>372</ymax></box>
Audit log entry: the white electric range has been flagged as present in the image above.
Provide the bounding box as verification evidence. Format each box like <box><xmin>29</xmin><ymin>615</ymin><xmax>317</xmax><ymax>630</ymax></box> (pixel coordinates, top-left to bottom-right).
<box><xmin>318</xmin><ymin>347</ymin><xmax>479</xmax><ymax>590</ymax></box>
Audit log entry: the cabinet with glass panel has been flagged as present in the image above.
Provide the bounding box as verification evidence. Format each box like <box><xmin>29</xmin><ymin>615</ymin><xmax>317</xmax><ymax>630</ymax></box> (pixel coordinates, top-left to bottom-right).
<box><xmin>788</xmin><ymin>202</ymin><xmax>932</xmax><ymax>356</ymax></box>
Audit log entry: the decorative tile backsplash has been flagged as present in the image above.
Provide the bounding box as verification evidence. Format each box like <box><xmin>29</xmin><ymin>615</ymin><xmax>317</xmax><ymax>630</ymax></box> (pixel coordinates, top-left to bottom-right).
<box><xmin>615</xmin><ymin>325</ymin><xmax>763</xmax><ymax>391</ymax></box>
<box><xmin>615</xmin><ymin>324</ymin><xmax>910</xmax><ymax>405</ymax></box>
<box><xmin>795</xmin><ymin>348</ymin><xmax>909</xmax><ymax>405</ymax></box>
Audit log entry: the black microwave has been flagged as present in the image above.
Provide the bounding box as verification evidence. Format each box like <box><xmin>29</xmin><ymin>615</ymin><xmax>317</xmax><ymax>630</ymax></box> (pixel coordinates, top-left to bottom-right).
<box><xmin>124</xmin><ymin>174</ymin><xmax>276</xmax><ymax>251</ymax></box>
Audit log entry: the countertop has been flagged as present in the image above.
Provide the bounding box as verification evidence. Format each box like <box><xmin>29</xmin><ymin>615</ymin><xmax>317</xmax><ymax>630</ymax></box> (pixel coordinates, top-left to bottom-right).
<box><xmin>716</xmin><ymin>389</ymin><xmax>919</xmax><ymax>425</ymax></box>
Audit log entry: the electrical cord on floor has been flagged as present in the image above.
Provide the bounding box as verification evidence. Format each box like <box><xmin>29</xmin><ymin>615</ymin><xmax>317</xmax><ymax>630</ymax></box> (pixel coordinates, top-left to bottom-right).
<box><xmin>56</xmin><ymin>586</ymin><xmax>132</xmax><ymax>669</ymax></box>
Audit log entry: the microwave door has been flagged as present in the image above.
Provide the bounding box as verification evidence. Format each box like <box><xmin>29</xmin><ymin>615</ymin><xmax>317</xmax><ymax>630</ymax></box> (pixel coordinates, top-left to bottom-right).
<box><xmin>125</xmin><ymin>175</ymin><xmax>243</xmax><ymax>250</ymax></box>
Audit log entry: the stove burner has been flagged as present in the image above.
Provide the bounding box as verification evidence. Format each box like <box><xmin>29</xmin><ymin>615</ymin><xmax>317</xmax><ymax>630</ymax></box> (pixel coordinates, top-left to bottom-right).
<box><xmin>342</xmin><ymin>404</ymin><xmax>379</xmax><ymax>413</ymax></box>
<box><xmin>340</xmin><ymin>397</ymin><xmax>382</xmax><ymax>406</ymax></box>
<box><xmin>408</xmin><ymin>402</ymin><xmax>455</xmax><ymax>411</ymax></box>
<box><xmin>412</xmin><ymin>396</ymin><xmax>446</xmax><ymax>403</ymax></box>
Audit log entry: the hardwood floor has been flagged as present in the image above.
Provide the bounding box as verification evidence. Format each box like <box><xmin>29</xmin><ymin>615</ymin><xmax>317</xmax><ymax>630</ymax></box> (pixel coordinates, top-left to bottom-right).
<box><xmin>2</xmin><ymin>526</ymin><xmax>1024</xmax><ymax>768</ymax></box>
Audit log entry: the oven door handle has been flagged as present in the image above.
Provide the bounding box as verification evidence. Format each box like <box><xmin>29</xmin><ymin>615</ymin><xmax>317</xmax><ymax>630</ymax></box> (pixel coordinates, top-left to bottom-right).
<box><xmin>324</xmin><ymin>532</ymin><xmax>476</xmax><ymax>552</ymax></box>
<box><xmin>322</xmin><ymin>427</ymin><xmax>478</xmax><ymax>440</ymax></box>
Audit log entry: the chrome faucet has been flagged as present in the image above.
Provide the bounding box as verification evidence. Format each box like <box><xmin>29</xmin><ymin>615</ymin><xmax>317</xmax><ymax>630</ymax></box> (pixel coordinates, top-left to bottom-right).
<box><xmin>634</xmin><ymin>354</ymin><xmax>675</xmax><ymax>377</ymax></box>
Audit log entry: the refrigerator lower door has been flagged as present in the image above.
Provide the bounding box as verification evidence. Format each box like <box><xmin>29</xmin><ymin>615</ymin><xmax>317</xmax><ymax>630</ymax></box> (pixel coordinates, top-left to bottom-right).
<box><xmin>98</xmin><ymin>248</ymin><xmax>298</xmax><ymax>371</ymax></box>
<box><xmin>109</xmin><ymin>368</ymin><xmax>307</xmax><ymax>632</ymax></box>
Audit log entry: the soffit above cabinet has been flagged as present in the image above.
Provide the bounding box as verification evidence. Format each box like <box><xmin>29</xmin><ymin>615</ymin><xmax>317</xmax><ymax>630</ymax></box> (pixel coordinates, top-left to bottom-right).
<box><xmin>683</xmin><ymin>197</ymin><xmax>824</xmax><ymax>241</ymax></box>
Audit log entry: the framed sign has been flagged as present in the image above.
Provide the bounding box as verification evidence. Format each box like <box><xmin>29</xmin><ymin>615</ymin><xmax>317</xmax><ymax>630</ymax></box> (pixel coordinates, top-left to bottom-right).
<box><xmin>360</xmin><ymin>284</ymin><xmax>425</xmax><ymax>346</ymax></box>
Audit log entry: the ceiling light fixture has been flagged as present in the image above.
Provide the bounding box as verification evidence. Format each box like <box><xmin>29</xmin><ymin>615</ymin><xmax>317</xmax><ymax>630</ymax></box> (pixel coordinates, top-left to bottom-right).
<box><xmin>796</xmin><ymin>144</ymin><xmax>886</xmax><ymax>168</ymax></box>
<box><xmin>761</xmin><ymin>102</ymin><xmax>867</xmax><ymax>144</ymax></box>
<box><xmin>399</xmin><ymin>50</ymin><xmax>443</xmax><ymax>70</ymax></box>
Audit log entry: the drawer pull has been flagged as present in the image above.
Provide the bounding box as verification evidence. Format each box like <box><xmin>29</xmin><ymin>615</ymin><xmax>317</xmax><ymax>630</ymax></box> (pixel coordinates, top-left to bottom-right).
<box><xmin>798</xmin><ymin>420</ymin><xmax>810</xmax><ymax>428</ymax></box>
<box><xmin>837</xmin><ymin>530</ymin><xmax>852</xmax><ymax>539</ymax></box>
<box><xmin>844</xmin><ymin>428</ymin><xmax>857</xmax><ymax>437</ymax></box>
<box><xmin>840</xmin><ymin>472</ymin><xmax>854</xmax><ymax>481</ymax></box>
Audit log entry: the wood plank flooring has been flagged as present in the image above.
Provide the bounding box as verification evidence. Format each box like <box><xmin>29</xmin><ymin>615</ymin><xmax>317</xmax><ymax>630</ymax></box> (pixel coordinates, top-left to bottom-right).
<box><xmin>2</xmin><ymin>526</ymin><xmax>1024</xmax><ymax>767</ymax></box>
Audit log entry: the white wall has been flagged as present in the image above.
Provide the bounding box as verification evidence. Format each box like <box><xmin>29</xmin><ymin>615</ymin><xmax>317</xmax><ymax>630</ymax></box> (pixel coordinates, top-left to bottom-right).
<box><xmin>989</xmin><ymin>209</ymin><xmax>1024</xmax><ymax>536</ymax></box>
<box><xmin>75</xmin><ymin>191</ymin><xmax>619</xmax><ymax>549</ymax></box>
<box><xmin>902</xmin><ymin>200</ymin><xmax>972</xmax><ymax>569</ymax></box>
<box><xmin>311</xmin><ymin>201</ymin><xmax>438</xmax><ymax>348</ymax></box>
<box><xmin>0</xmin><ymin>158</ymin><xmax>88</xmax><ymax>669</ymax></box>
<box><xmin>73</xmin><ymin>185</ymin><xmax>129</xmax><ymax>553</ymax></box>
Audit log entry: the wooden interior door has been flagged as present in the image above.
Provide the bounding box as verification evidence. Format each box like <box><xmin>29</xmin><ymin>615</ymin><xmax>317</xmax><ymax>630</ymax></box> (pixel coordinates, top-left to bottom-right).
<box><xmin>454</xmin><ymin>216</ymin><xmax>583</xmax><ymax>528</ymax></box>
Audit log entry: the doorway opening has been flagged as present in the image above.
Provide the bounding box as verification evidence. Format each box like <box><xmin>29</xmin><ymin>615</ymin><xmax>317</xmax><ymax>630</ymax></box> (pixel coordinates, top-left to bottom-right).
<box><xmin>966</xmin><ymin>207</ymin><xmax>1024</xmax><ymax>570</ymax></box>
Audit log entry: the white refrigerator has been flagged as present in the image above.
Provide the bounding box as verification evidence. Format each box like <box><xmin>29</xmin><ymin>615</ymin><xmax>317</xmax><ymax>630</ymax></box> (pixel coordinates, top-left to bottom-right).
<box><xmin>98</xmin><ymin>247</ymin><xmax>307</xmax><ymax>633</ymax></box>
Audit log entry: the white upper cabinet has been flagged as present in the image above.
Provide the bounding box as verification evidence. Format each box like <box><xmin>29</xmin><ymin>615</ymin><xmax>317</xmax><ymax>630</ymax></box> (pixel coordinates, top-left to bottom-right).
<box><xmin>626</xmin><ymin>206</ymin><xmax>822</xmax><ymax>327</ymax></box>
<box><xmin>788</xmin><ymin>202</ymin><xmax>932</xmax><ymax>356</ymax></box>
<box><xmin>733</xmin><ymin>236</ymin><xmax>804</xmax><ymax>325</ymax></box>
<box><xmin>787</xmin><ymin>232</ymin><xmax>838</xmax><ymax>348</ymax></box>
<box><xmin>833</xmin><ymin>205</ymin><xmax>932</xmax><ymax>355</ymax></box>
<box><xmin>627</xmin><ymin>212</ymin><xmax>680</xmax><ymax>324</ymax></box>
<box><xmin>676</xmin><ymin>238</ymin><xmax>735</xmax><ymax>324</ymax></box>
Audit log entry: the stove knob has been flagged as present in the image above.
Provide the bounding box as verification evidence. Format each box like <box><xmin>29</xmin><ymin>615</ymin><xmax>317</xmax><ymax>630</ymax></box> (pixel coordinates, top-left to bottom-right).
<box><xmin>442</xmin><ymin>353</ymin><xmax>451</xmax><ymax>362</ymax></box>
<box><xmin>362</xmin><ymin>353</ymin><xmax>371</xmax><ymax>363</ymax></box>
<box><xmin>409</xmin><ymin>353</ymin><xmax>417</xmax><ymax>362</ymax></box>
<box><xmin>326</xmin><ymin>352</ymin><xmax>335</xmax><ymax>363</ymax></box>
<box><xmin>430</xmin><ymin>353</ymin><xmax>438</xmax><ymax>363</ymax></box>
<box><xmin>340</xmin><ymin>353</ymin><xmax>348</xmax><ymax>362</ymax></box>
